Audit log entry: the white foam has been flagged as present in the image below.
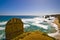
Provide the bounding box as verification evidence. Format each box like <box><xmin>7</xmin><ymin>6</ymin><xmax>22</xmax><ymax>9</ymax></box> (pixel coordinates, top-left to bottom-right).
<box><xmin>22</xmin><ymin>17</ymin><xmax>46</xmax><ymax>24</ymax></box>
<box><xmin>32</xmin><ymin>23</ymin><xmax>48</xmax><ymax>29</ymax></box>
<box><xmin>22</xmin><ymin>17</ymin><xmax>56</xmax><ymax>30</ymax></box>
<box><xmin>22</xmin><ymin>18</ymin><xmax>48</xmax><ymax>29</ymax></box>
<box><xmin>50</xmin><ymin>23</ymin><xmax>58</xmax><ymax>30</ymax></box>
<box><xmin>34</xmin><ymin>17</ymin><xmax>45</xmax><ymax>21</ymax></box>
<box><xmin>0</xmin><ymin>27</ymin><xmax>5</xmax><ymax>30</ymax></box>
<box><xmin>22</xmin><ymin>19</ymin><xmax>34</xmax><ymax>21</ymax></box>
<box><xmin>47</xmin><ymin>22</ymin><xmax>59</xmax><ymax>37</ymax></box>
<box><xmin>0</xmin><ymin>33</ymin><xmax>4</xmax><ymax>39</ymax></box>
<box><xmin>24</xmin><ymin>24</ymin><xmax>30</xmax><ymax>28</ymax></box>
<box><xmin>46</xmin><ymin>16</ymin><xmax>55</xmax><ymax>23</ymax></box>
<box><xmin>33</xmin><ymin>17</ymin><xmax>55</xmax><ymax>23</ymax></box>
<box><xmin>49</xmin><ymin>16</ymin><xmax>55</xmax><ymax>20</ymax></box>
<box><xmin>22</xmin><ymin>19</ymin><xmax>34</xmax><ymax>23</ymax></box>
<box><xmin>0</xmin><ymin>21</ymin><xmax>7</xmax><ymax>25</ymax></box>
<box><xmin>48</xmin><ymin>30</ymin><xmax>59</xmax><ymax>37</ymax></box>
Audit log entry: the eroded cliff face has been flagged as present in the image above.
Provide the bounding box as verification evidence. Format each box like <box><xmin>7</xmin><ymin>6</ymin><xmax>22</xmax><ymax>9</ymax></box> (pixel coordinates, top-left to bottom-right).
<box><xmin>56</xmin><ymin>16</ymin><xmax>60</xmax><ymax>23</ymax></box>
<box><xmin>45</xmin><ymin>14</ymin><xmax>60</xmax><ymax>23</ymax></box>
<box><xmin>45</xmin><ymin>14</ymin><xmax>60</xmax><ymax>29</ymax></box>
<box><xmin>5</xmin><ymin>18</ymin><xmax>24</xmax><ymax>40</ymax></box>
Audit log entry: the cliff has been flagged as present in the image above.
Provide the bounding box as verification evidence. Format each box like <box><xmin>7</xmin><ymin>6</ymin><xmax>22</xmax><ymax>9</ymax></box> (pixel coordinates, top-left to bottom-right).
<box><xmin>45</xmin><ymin>14</ymin><xmax>60</xmax><ymax>23</ymax></box>
<box><xmin>12</xmin><ymin>31</ymin><xmax>55</xmax><ymax>40</ymax></box>
<box><xmin>45</xmin><ymin>14</ymin><xmax>60</xmax><ymax>29</ymax></box>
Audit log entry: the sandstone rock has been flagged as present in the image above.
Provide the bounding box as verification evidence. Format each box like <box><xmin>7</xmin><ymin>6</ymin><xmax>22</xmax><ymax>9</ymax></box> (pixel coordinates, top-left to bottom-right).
<box><xmin>12</xmin><ymin>31</ymin><xmax>55</xmax><ymax>40</ymax></box>
<box><xmin>20</xmin><ymin>31</ymin><xmax>55</xmax><ymax>40</ymax></box>
<box><xmin>45</xmin><ymin>14</ymin><xmax>60</xmax><ymax>23</ymax></box>
<box><xmin>5</xmin><ymin>18</ymin><xmax>24</xmax><ymax>40</ymax></box>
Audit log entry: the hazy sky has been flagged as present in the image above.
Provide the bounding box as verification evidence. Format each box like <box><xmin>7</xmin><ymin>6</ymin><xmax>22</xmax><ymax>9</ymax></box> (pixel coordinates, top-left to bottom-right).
<box><xmin>0</xmin><ymin>0</ymin><xmax>60</xmax><ymax>15</ymax></box>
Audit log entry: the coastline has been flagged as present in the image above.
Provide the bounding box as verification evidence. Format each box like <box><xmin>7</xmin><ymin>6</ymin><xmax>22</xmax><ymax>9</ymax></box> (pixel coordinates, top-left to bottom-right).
<box><xmin>53</xmin><ymin>18</ymin><xmax>60</xmax><ymax>40</ymax></box>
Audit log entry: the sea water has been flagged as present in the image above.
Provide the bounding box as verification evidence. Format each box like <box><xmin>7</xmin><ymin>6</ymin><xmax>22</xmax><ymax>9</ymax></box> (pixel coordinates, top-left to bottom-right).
<box><xmin>0</xmin><ymin>16</ymin><xmax>57</xmax><ymax>40</ymax></box>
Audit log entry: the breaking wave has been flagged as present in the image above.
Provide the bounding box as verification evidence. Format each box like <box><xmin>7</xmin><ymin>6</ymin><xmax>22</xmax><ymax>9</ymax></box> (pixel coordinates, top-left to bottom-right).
<box><xmin>0</xmin><ymin>27</ymin><xmax>5</xmax><ymax>30</ymax></box>
<box><xmin>0</xmin><ymin>21</ymin><xmax>7</xmax><ymax>25</ymax></box>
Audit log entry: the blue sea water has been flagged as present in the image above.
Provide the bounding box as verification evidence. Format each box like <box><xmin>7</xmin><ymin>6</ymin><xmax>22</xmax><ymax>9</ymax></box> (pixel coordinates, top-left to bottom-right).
<box><xmin>0</xmin><ymin>16</ymin><xmax>37</xmax><ymax>22</ymax></box>
<box><xmin>0</xmin><ymin>16</ymin><xmax>56</xmax><ymax>40</ymax></box>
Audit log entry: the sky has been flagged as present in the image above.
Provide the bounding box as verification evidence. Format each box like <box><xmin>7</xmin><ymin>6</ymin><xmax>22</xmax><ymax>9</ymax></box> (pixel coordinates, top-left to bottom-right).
<box><xmin>0</xmin><ymin>0</ymin><xmax>60</xmax><ymax>15</ymax></box>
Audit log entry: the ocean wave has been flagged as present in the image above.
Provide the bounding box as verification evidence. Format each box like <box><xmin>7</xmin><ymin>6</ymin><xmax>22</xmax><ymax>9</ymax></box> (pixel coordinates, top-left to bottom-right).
<box><xmin>48</xmin><ymin>23</ymin><xmax>59</xmax><ymax>37</ymax></box>
<box><xmin>24</xmin><ymin>24</ymin><xmax>30</xmax><ymax>28</ymax></box>
<box><xmin>0</xmin><ymin>27</ymin><xmax>5</xmax><ymax>30</ymax></box>
<box><xmin>22</xmin><ymin>17</ymin><xmax>48</xmax><ymax>29</ymax></box>
<box><xmin>0</xmin><ymin>21</ymin><xmax>8</xmax><ymax>25</ymax></box>
<box><xmin>32</xmin><ymin>23</ymin><xmax>48</xmax><ymax>29</ymax></box>
<box><xmin>22</xmin><ymin>17</ymin><xmax>45</xmax><ymax>24</ymax></box>
<box><xmin>48</xmin><ymin>30</ymin><xmax>59</xmax><ymax>37</ymax></box>
<box><xmin>0</xmin><ymin>33</ymin><xmax>5</xmax><ymax>40</ymax></box>
<box><xmin>22</xmin><ymin>19</ymin><xmax>34</xmax><ymax>23</ymax></box>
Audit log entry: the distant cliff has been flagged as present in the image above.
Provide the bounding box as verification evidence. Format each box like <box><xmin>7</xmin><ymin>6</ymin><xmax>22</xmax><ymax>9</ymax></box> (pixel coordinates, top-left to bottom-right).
<box><xmin>45</xmin><ymin>14</ymin><xmax>60</xmax><ymax>30</ymax></box>
<box><xmin>45</xmin><ymin>14</ymin><xmax>60</xmax><ymax>23</ymax></box>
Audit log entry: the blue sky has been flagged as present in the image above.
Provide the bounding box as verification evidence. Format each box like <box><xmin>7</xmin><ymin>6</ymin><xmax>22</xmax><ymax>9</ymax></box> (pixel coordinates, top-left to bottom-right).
<box><xmin>0</xmin><ymin>0</ymin><xmax>60</xmax><ymax>15</ymax></box>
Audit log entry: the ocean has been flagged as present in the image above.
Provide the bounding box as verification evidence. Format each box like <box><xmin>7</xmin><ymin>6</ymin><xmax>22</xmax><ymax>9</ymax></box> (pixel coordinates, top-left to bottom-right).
<box><xmin>0</xmin><ymin>16</ymin><xmax>57</xmax><ymax>40</ymax></box>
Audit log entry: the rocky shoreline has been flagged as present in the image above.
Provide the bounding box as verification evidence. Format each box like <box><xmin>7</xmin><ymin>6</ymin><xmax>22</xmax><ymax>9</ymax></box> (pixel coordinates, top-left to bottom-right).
<box><xmin>53</xmin><ymin>18</ymin><xmax>60</xmax><ymax>40</ymax></box>
<box><xmin>45</xmin><ymin>14</ymin><xmax>60</xmax><ymax>40</ymax></box>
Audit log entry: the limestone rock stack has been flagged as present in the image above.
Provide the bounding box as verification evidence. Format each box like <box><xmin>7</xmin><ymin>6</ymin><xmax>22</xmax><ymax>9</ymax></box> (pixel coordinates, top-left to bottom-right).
<box><xmin>5</xmin><ymin>18</ymin><xmax>24</xmax><ymax>40</ymax></box>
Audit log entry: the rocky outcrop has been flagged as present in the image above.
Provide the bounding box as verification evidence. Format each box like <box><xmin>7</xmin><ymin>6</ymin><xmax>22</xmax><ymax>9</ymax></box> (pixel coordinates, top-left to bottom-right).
<box><xmin>45</xmin><ymin>14</ymin><xmax>60</xmax><ymax>23</ymax></box>
<box><xmin>5</xmin><ymin>18</ymin><xmax>24</xmax><ymax>40</ymax></box>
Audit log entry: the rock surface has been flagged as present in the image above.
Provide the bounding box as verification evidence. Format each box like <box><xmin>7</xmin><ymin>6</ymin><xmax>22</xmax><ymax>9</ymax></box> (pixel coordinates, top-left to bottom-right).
<box><xmin>12</xmin><ymin>31</ymin><xmax>55</xmax><ymax>40</ymax></box>
<box><xmin>5</xmin><ymin>18</ymin><xmax>24</xmax><ymax>40</ymax></box>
